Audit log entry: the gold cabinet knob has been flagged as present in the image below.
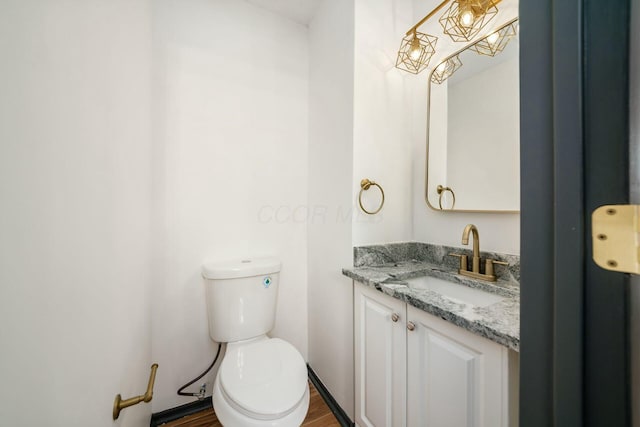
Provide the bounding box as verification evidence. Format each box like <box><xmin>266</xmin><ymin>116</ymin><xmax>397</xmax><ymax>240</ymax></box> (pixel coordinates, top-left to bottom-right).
<box><xmin>407</xmin><ymin>321</ymin><xmax>416</xmax><ymax>331</ymax></box>
<box><xmin>391</xmin><ymin>313</ymin><xmax>400</xmax><ymax>323</ymax></box>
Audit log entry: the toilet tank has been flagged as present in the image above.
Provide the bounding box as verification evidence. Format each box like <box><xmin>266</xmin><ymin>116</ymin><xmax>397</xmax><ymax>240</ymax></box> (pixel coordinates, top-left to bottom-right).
<box><xmin>202</xmin><ymin>257</ymin><xmax>281</xmax><ymax>343</ymax></box>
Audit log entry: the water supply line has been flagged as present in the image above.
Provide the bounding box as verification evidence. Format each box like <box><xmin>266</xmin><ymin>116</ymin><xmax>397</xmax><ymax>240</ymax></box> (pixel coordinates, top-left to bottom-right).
<box><xmin>177</xmin><ymin>343</ymin><xmax>222</xmax><ymax>399</ymax></box>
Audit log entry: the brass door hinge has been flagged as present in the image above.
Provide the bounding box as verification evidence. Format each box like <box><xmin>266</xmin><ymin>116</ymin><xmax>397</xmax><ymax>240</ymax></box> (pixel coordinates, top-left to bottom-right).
<box><xmin>592</xmin><ymin>205</ymin><xmax>640</xmax><ymax>275</ymax></box>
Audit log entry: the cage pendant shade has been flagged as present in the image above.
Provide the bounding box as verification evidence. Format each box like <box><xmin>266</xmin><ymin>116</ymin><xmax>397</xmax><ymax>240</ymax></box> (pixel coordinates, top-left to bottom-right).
<box><xmin>395</xmin><ymin>31</ymin><xmax>438</xmax><ymax>74</ymax></box>
<box><xmin>431</xmin><ymin>55</ymin><xmax>463</xmax><ymax>84</ymax></box>
<box><xmin>439</xmin><ymin>0</ymin><xmax>499</xmax><ymax>43</ymax></box>
<box><xmin>471</xmin><ymin>22</ymin><xmax>517</xmax><ymax>56</ymax></box>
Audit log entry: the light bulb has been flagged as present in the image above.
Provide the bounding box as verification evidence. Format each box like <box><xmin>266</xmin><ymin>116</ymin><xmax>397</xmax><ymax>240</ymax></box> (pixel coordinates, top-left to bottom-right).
<box><xmin>409</xmin><ymin>37</ymin><xmax>422</xmax><ymax>61</ymax></box>
<box><xmin>486</xmin><ymin>31</ymin><xmax>499</xmax><ymax>45</ymax></box>
<box><xmin>459</xmin><ymin>9</ymin><xmax>475</xmax><ymax>27</ymax></box>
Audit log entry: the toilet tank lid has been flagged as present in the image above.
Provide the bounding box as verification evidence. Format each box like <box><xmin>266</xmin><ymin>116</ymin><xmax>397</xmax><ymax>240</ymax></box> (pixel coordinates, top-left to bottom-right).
<box><xmin>202</xmin><ymin>256</ymin><xmax>281</xmax><ymax>279</ymax></box>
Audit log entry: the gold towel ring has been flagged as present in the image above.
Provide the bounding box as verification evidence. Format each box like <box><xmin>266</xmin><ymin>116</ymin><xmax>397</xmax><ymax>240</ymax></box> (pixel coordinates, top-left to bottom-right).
<box><xmin>359</xmin><ymin>179</ymin><xmax>385</xmax><ymax>215</ymax></box>
<box><xmin>437</xmin><ymin>185</ymin><xmax>456</xmax><ymax>210</ymax></box>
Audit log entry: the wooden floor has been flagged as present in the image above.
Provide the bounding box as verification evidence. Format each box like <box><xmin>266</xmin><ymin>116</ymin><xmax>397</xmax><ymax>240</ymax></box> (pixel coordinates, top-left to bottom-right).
<box><xmin>161</xmin><ymin>381</ymin><xmax>340</xmax><ymax>427</ymax></box>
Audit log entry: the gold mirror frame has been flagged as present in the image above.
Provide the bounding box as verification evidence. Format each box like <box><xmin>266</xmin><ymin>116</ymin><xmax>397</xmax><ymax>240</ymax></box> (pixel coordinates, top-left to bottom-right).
<box><xmin>424</xmin><ymin>17</ymin><xmax>520</xmax><ymax>214</ymax></box>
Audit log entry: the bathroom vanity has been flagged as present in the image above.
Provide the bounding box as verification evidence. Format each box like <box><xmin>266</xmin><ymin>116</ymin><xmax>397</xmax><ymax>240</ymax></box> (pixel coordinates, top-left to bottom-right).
<box><xmin>343</xmin><ymin>242</ymin><xmax>520</xmax><ymax>427</ymax></box>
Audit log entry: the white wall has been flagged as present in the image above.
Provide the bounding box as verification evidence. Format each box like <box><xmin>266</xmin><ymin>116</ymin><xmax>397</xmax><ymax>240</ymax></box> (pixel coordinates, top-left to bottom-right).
<box><xmin>151</xmin><ymin>0</ymin><xmax>310</xmax><ymax>412</ymax></box>
<box><xmin>0</xmin><ymin>1</ymin><xmax>153</xmax><ymax>426</ymax></box>
<box><xmin>307</xmin><ymin>0</ymin><xmax>356</xmax><ymax>418</ymax></box>
<box><xmin>352</xmin><ymin>0</ymin><xmax>420</xmax><ymax>245</ymax></box>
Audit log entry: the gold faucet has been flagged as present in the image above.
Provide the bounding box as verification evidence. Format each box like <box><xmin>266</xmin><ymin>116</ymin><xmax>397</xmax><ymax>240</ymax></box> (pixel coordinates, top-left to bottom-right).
<box><xmin>448</xmin><ymin>224</ymin><xmax>508</xmax><ymax>282</ymax></box>
<box><xmin>462</xmin><ymin>224</ymin><xmax>481</xmax><ymax>274</ymax></box>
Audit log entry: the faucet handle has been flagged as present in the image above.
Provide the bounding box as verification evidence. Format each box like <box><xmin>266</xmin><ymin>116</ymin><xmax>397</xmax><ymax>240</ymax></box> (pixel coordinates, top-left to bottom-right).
<box><xmin>448</xmin><ymin>253</ymin><xmax>468</xmax><ymax>272</ymax></box>
<box><xmin>485</xmin><ymin>259</ymin><xmax>509</xmax><ymax>277</ymax></box>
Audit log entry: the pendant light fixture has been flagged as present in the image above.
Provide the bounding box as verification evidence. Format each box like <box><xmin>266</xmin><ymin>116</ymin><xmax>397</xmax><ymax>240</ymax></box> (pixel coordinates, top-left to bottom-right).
<box><xmin>471</xmin><ymin>20</ymin><xmax>518</xmax><ymax>56</ymax></box>
<box><xmin>439</xmin><ymin>0</ymin><xmax>499</xmax><ymax>43</ymax></box>
<box><xmin>394</xmin><ymin>0</ymin><xmax>511</xmax><ymax>76</ymax></box>
<box><xmin>395</xmin><ymin>29</ymin><xmax>438</xmax><ymax>74</ymax></box>
<box><xmin>430</xmin><ymin>55</ymin><xmax>463</xmax><ymax>84</ymax></box>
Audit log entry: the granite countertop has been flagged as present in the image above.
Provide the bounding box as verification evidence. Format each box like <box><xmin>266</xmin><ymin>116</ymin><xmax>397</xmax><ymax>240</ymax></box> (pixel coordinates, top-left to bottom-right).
<box><xmin>343</xmin><ymin>257</ymin><xmax>520</xmax><ymax>352</ymax></box>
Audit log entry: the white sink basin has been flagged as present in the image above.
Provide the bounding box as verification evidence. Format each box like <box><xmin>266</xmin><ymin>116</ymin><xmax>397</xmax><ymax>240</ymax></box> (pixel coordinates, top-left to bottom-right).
<box><xmin>405</xmin><ymin>276</ymin><xmax>504</xmax><ymax>307</ymax></box>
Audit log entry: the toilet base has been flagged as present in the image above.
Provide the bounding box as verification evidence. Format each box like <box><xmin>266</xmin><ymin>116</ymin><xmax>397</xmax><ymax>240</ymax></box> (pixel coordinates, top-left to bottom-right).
<box><xmin>212</xmin><ymin>376</ymin><xmax>310</xmax><ymax>427</ymax></box>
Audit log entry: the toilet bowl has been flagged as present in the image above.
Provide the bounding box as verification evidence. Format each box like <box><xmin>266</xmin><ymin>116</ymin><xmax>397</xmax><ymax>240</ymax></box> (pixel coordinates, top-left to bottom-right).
<box><xmin>202</xmin><ymin>257</ymin><xmax>309</xmax><ymax>426</ymax></box>
<box><xmin>212</xmin><ymin>337</ymin><xmax>309</xmax><ymax>426</ymax></box>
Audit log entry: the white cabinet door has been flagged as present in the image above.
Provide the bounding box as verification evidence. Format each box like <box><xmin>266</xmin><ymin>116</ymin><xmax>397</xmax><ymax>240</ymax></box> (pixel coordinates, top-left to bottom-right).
<box><xmin>354</xmin><ymin>283</ymin><xmax>407</xmax><ymax>427</ymax></box>
<box><xmin>406</xmin><ymin>305</ymin><xmax>511</xmax><ymax>427</ymax></box>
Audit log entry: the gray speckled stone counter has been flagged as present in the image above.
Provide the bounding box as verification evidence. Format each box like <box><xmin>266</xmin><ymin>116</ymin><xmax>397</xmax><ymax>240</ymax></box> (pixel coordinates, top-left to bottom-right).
<box><xmin>343</xmin><ymin>243</ymin><xmax>520</xmax><ymax>352</ymax></box>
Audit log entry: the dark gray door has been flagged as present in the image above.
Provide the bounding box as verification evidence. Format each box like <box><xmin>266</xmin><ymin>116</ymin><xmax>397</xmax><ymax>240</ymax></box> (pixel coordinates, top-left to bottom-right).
<box><xmin>520</xmin><ymin>0</ymin><xmax>631</xmax><ymax>426</ymax></box>
<box><xmin>629</xmin><ymin>2</ymin><xmax>640</xmax><ymax>425</ymax></box>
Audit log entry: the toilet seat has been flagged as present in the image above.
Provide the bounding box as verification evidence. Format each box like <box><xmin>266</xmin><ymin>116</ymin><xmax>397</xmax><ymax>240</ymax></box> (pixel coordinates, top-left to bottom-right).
<box><xmin>218</xmin><ymin>338</ymin><xmax>307</xmax><ymax>420</ymax></box>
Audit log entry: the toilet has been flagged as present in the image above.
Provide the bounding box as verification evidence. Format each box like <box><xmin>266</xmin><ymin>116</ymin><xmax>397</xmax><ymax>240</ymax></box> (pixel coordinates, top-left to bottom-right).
<box><xmin>202</xmin><ymin>257</ymin><xmax>309</xmax><ymax>426</ymax></box>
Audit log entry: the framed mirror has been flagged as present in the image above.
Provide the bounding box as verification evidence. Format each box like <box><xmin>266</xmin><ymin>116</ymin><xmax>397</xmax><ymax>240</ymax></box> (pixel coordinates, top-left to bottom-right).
<box><xmin>426</xmin><ymin>18</ymin><xmax>519</xmax><ymax>213</ymax></box>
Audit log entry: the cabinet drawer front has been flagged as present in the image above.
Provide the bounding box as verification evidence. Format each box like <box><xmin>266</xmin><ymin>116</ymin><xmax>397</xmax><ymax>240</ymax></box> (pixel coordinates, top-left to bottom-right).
<box><xmin>354</xmin><ymin>283</ymin><xmax>406</xmax><ymax>427</ymax></box>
